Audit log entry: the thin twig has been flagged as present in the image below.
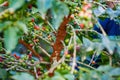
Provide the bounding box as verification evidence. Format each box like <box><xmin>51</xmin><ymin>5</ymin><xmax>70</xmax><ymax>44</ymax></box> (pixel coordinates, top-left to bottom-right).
<box><xmin>94</xmin><ymin>17</ymin><xmax>107</xmax><ymax>36</ymax></box>
<box><xmin>26</xmin><ymin>61</ymin><xmax>50</xmax><ymax>66</ymax></box>
<box><xmin>109</xmin><ymin>55</ymin><xmax>112</xmax><ymax>66</ymax></box>
<box><xmin>17</xmin><ymin>66</ymin><xmax>29</xmax><ymax>72</ymax></box>
<box><xmin>68</xmin><ymin>24</ymin><xmax>77</xmax><ymax>74</ymax></box>
<box><xmin>67</xmin><ymin>36</ymin><xmax>73</xmax><ymax>49</ymax></box>
<box><xmin>47</xmin><ymin>21</ymin><xmax>57</xmax><ymax>33</ymax></box>
<box><xmin>89</xmin><ymin>51</ymin><xmax>97</xmax><ymax>65</ymax></box>
<box><xmin>75</xmin><ymin>29</ymin><xmax>102</xmax><ymax>36</ymax></box>
<box><xmin>31</xmin><ymin>32</ymin><xmax>52</xmax><ymax>46</ymax></box>
<box><xmin>34</xmin><ymin>67</ymin><xmax>39</xmax><ymax>79</ymax></box>
<box><xmin>74</xmin><ymin>18</ymin><xmax>80</xmax><ymax>25</ymax></box>
<box><xmin>38</xmin><ymin>46</ymin><xmax>51</xmax><ymax>58</ymax></box>
<box><xmin>33</xmin><ymin>40</ymin><xmax>51</xmax><ymax>58</ymax></box>
<box><xmin>65</xmin><ymin>59</ymin><xmax>96</xmax><ymax>70</ymax></box>
<box><xmin>6</xmin><ymin>65</ymin><xmax>17</xmax><ymax>71</ymax></box>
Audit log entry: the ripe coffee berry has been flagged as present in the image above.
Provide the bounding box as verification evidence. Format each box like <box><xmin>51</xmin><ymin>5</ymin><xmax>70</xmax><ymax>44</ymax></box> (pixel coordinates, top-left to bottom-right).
<box><xmin>13</xmin><ymin>54</ymin><xmax>20</xmax><ymax>60</ymax></box>
<box><xmin>34</xmin><ymin>25</ymin><xmax>40</xmax><ymax>30</ymax></box>
<box><xmin>91</xmin><ymin>61</ymin><xmax>96</xmax><ymax>64</ymax></box>
<box><xmin>42</xmin><ymin>27</ymin><xmax>46</xmax><ymax>31</ymax></box>
<box><xmin>3</xmin><ymin>1</ymin><xmax>9</xmax><ymax>7</ymax></box>
<box><xmin>28</xmin><ymin>4</ymin><xmax>32</xmax><ymax>9</ymax></box>
<box><xmin>33</xmin><ymin>39</ymin><xmax>39</xmax><ymax>42</ymax></box>
<box><xmin>70</xmin><ymin>14</ymin><xmax>74</xmax><ymax>19</ymax></box>
<box><xmin>79</xmin><ymin>23</ymin><xmax>85</xmax><ymax>29</ymax></box>
<box><xmin>64</xmin><ymin>50</ymin><xmax>68</xmax><ymax>55</ymax></box>
<box><xmin>0</xmin><ymin>56</ymin><xmax>3</xmax><ymax>62</ymax></box>
<box><xmin>31</xmin><ymin>18</ymin><xmax>35</xmax><ymax>22</ymax></box>
<box><xmin>28</xmin><ymin>53</ymin><xmax>32</xmax><ymax>59</ymax></box>
<box><xmin>29</xmin><ymin>43</ymin><xmax>33</xmax><ymax>47</ymax></box>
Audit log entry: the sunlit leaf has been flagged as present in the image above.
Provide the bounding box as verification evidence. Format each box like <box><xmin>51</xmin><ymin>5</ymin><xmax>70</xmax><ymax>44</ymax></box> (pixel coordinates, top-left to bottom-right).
<box><xmin>16</xmin><ymin>21</ymin><xmax>28</xmax><ymax>34</ymax></box>
<box><xmin>101</xmin><ymin>36</ymin><xmax>116</xmax><ymax>55</ymax></box>
<box><xmin>0</xmin><ymin>21</ymin><xmax>12</xmax><ymax>32</ymax></box>
<box><xmin>82</xmin><ymin>37</ymin><xmax>94</xmax><ymax>51</ymax></box>
<box><xmin>101</xmin><ymin>73</ymin><xmax>113</xmax><ymax>80</ymax></box>
<box><xmin>12</xmin><ymin>73</ymin><xmax>34</xmax><ymax>80</ymax></box>
<box><xmin>9</xmin><ymin>0</ymin><xmax>25</xmax><ymax>10</ymax></box>
<box><xmin>51</xmin><ymin>72</ymin><xmax>65</xmax><ymax>80</ymax></box>
<box><xmin>97</xmin><ymin>65</ymin><xmax>113</xmax><ymax>72</ymax></box>
<box><xmin>37</xmin><ymin>0</ymin><xmax>53</xmax><ymax>18</ymax></box>
<box><xmin>51</xmin><ymin>0</ymin><xmax>69</xmax><ymax>29</ymax></box>
<box><xmin>4</xmin><ymin>27</ymin><xmax>19</xmax><ymax>52</ymax></box>
<box><xmin>63</xmin><ymin>74</ymin><xmax>75</xmax><ymax>80</ymax></box>
<box><xmin>93</xmin><ymin>6</ymin><xmax>105</xmax><ymax>17</ymax></box>
<box><xmin>109</xmin><ymin>68</ymin><xmax>120</xmax><ymax>76</ymax></box>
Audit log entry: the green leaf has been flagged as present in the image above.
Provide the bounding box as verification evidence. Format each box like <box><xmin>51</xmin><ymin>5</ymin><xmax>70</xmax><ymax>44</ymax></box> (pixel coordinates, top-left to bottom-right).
<box><xmin>90</xmin><ymin>71</ymin><xmax>101</xmax><ymax>80</ymax></box>
<box><xmin>0</xmin><ymin>69</ymin><xmax>7</xmax><ymax>80</ymax></box>
<box><xmin>63</xmin><ymin>74</ymin><xmax>75</xmax><ymax>80</ymax></box>
<box><xmin>37</xmin><ymin>0</ymin><xmax>53</xmax><ymax>18</ymax></box>
<box><xmin>101</xmin><ymin>36</ymin><xmax>116</xmax><ymax>55</ymax></box>
<box><xmin>51</xmin><ymin>71</ymin><xmax>65</xmax><ymax>80</ymax></box>
<box><xmin>0</xmin><ymin>21</ymin><xmax>12</xmax><ymax>32</ymax></box>
<box><xmin>109</xmin><ymin>68</ymin><xmax>120</xmax><ymax>76</ymax></box>
<box><xmin>93</xmin><ymin>6</ymin><xmax>105</xmax><ymax>17</ymax></box>
<box><xmin>51</xmin><ymin>76</ymin><xmax>65</xmax><ymax>80</ymax></box>
<box><xmin>0</xmin><ymin>23</ymin><xmax>5</xmax><ymax>32</ymax></box>
<box><xmin>9</xmin><ymin>0</ymin><xmax>25</xmax><ymax>10</ymax></box>
<box><xmin>12</xmin><ymin>73</ymin><xmax>34</xmax><ymax>80</ymax></box>
<box><xmin>31</xmin><ymin>7</ymin><xmax>39</xmax><ymax>14</ymax></box>
<box><xmin>97</xmin><ymin>65</ymin><xmax>113</xmax><ymax>72</ymax></box>
<box><xmin>4</xmin><ymin>27</ymin><xmax>19</xmax><ymax>52</ymax></box>
<box><xmin>51</xmin><ymin>0</ymin><xmax>69</xmax><ymax>29</ymax></box>
<box><xmin>101</xmin><ymin>73</ymin><xmax>113</xmax><ymax>80</ymax></box>
<box><xmin>16</xmin><ymin>21</ymin><xmax>28</xmax><ymax>34</ymax></box>
<box><xmin>82</xmin><ymin>37</ymin><xmax>94</xmax><ymax>51</ymax></box>
<box><xmin>106</xmin><ymin>8</ymin><xmax>117</xmax><ymax>19</ymax></box>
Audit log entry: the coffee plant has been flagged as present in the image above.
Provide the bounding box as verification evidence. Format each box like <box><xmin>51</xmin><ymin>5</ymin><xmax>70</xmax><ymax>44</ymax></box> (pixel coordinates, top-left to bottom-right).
<box><xmin>0</xmin><ymin>0</ymin><xmax>120</xmax><ymax>80</ymax></box>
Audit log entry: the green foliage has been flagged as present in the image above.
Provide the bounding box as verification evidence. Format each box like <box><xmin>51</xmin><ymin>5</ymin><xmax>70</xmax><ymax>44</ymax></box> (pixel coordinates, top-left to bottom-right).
<box><xmin>0</xmin><ymin>69</ymin><xmax>7</xmax><ymax>80</ymax></box>
<box><xmin>82</xmin><ymin>36</ymin><xmax>120</xmax><ymax>56</ymax></box>
<box><xmin>12</xmin><ymin>73</ymin><xmax>35</xmax><ymax>80</ymax></box>
<box><xmin>9</xmin><ymin>0</ymin><xmax>25</xmax><ymax>10</ymax></box>
<box><xmin>37</xmin><ymin>0</ymin><xmax>53</xmax><ymax>19</ymax></box>
<box><xmin>4</xmin><ymin>27</ymin><xmax>19</xmax><ymax>52</ymax></box>
<box><xmin>0</xmin><ymin>0</ymin><xmax>120</xmax><ymax>80</ymax></box>
<box><xmin>42</xmin><ymin>71</ymin><xmax>75</xmax><ymax>80</ymax></box>
<box><xmin>51</xmin><ymin>0</ymin><xmax>69</xmax><ymax>29</ymax></box>
<box><xmin>79</xmin><ymin>65</ymin><xmax>120</xmax><ymax>80</ymax></box>
<box><xmin>3</xmin><ymin>21</ymin><xmax>27</xmax><ymax>52</ymax></box>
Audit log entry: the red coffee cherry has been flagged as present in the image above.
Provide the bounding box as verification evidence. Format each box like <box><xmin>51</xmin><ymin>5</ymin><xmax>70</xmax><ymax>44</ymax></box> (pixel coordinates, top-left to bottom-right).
<box><xmin>13</xmin><ymin>53</ymin><xmax>20</xmax><ymax>60</ymax></box>
<box><xmin>31</xmin><ymin>18</ymin><xmax>35</xmax><ymax>22</ymax></box>
<box><xmin>28</xmin><ymin>4</ymin><xmax>32</xmax><ymax>9</ymax></box>
<box><xmin>34</xmin><ymin>25</ymin><xmax>40</xmax><ymax>30</ymax></box>
<box><xmin>0</xmin><ymin>56</ymin><xmax>3</xmax><ymax>62</ymax></box>
<box><xmin>70</xmin><ymin>14</ymin><xmax>74</xmax><ymax>19</ymax></box>
<box><xmin>28</xmin><ymin>53</ymin><xmax>32</xmax><ymax>59</ymax></box>
<box><xmin>79</xmin><ymin>23</ymin><xmax>85</xmax><ymax>29</ymax></box>
<box><xmin>91</xmin><ymin>61</ymin><xmax>96</xmax><ymax>64</ymax></box>
<box><xmin>64</xmin><ymin>50</ymin><xmax>68</xmax><ymax>55</ymax></box>
<box><xmin>29</xmin><ymin>43</ymin><xmax>33</xmax><ymax>47</ymax></box>
<box><xmin>3</xmin><ymin>1</ymin><xmax>9</xmax><ymax>7</ymax></box>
